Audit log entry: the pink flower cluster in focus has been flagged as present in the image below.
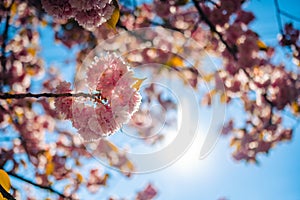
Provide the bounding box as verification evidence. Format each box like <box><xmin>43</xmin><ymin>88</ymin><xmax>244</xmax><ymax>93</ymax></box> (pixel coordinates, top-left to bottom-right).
<box><xmin>55</xmin><ymin>53</ymin><xmax>142</xmax><ymax>140</ymax></box>
<box><xmin>41</xmin><ymin>0</ymin><xmax>115</xmax><ymax>30</ymax></box>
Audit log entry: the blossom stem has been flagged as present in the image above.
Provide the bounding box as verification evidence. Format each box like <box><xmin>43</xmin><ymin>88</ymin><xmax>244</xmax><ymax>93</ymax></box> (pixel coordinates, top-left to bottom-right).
<box><xmin>0</xmin><ymin>92</ymin><xmax>96</xmax><ymax>99</ymax></box>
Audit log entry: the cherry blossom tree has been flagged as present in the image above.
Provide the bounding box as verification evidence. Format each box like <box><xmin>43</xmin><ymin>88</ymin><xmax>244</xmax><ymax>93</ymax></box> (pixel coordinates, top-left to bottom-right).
<box><xmin>0</xmin><ymin>0</ymin><xmax>299</xmax><ymax>199</ymax></box>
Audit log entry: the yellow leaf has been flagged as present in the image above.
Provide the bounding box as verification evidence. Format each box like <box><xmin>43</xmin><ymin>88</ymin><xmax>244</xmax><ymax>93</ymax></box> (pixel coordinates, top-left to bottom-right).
<box><xmin>202</xmin><ymin>74</ymin><xmax>214</xmax><ymax>82</ymax></box>
<box><xmin>6</xmin><ymin>99</ymin><xmax>12</xmax><ymax>104</ymax></box>
<box><xmin>105</xmin><ymin>0</ymin><xmax>120</xmax><ymax>30</ymax></box>
<box><xmin>41</xmin><ymin>19</ymin><xmax>48</xmax><ymax>27</ymax></box>
<box><xmin>107</xmin><ymin>141</ymin><xmax>119</xmax><ymax>152</ymax></box>
<box><xmin>75</xmin><ymin>159</ymin><xmax>82</xmax><ymax>166</ymax></box>
<box><xmin>259</xmin><ymin>132</ymin><xmax>264</xmax><ymax>140</ymax></box>
<box><xmin>45</xmin><ymin>162</ymin><xmax>54</xmax><ymax>175</ymax></box>
<box><xmin>0</xmin><ymin>169</ymin><xmax>11</xmax><ymax>193</ymax></box>
<box><xmin>292</xmin><ymin>57</ymin><xmax>300</xmax><ymax>67</ymax></box>
<box><xmin>209</xmin><ymin>89</ymin><xmax>217</xmax><ymax>97</ymax></box>
<box><xmin>20</xmin><ymin>159</ymin><xmax>27</xmax><ymax>169</ymax></box>
<box><xmin>64</xmin><ymin>184</ymin><xmax>72</xmax><ymax>192</ymax></box>
<box><xmin>27</xmin><ymin>48</ymin><xmax>36</xmax><ymax>57</ymax></box>
<box><xmin>257</xmin><ymin>40</ymin><xmax>267</xmax><ymax>50</ymax></box>
<box><xmin>253</xmin><ymin>65</ymin><xmax>262</xmax><ymax>76</ymax></box>
<box><xmin>220</xmin><ymin>93</ymin><xmax>227</xmax><ymax>103</ymax></box>
<box><xmin>126</xmin><ymin>161</ymin><xmax>134</xmax><ymax>171</ymax></box>
<box><xmin>76</xmin><ymin>173</ymin><xmax>84</xmax><ymax>183</ymax></box>
<box><xmin>132</xmin><ymin>78</ymin><xmax>146</xmax><ymax>91</ymax></box>
<box><xmin>291</xmin><ymin>101</ymin><xmax>299</xmax><ymax>114</ymax></box>
<box><xmin>8</xmin><ymin>116</ymin><xmax>13</xmax><ymax>124</ymax></box>
<box><xmin>25</xmin><ymin>66</ymin><xmax>36</xmax><ymax>76</ymax></box>
<box><xmin>44</xmin><ymin>151</ymin><xmax>52</xmax><ymax>162</ymax></box>
<box><xmin>166</xmin><ymin>56</ymin><xmax>184</xmax><ymax>67</ymax></box>
<box><xmin>230</xmin><ymin>139</ymin><xmax>241</xmax><ymax>149</ymax></box>
<box><xmin>102</xmin><ymin>174</ymin><xmax>109</xmax><ymax>185</ymax></box>
<box><xmin>11</xmin><ymin>2</ymin><xmax>17</xmax><ymax>15</ymax></box>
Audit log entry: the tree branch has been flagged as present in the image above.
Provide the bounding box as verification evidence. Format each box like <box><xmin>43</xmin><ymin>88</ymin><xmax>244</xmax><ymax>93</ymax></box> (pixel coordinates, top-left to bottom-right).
<box><xmin>279</xmin><ymin>9</ymin><xmax>300</xmax><ymax>22</ymax></box>
<box><xmin>192</xmin><ymin>0</ymin><xmax>237</xmax><ymax>60</ymax></box>
<box><xmin>0</xmin><ymin>92</ymin><xmax>97</xmax><ymax>100</ymax></box>
<box><xmin>274</xmin><ymin>0</ymin><xmax>284</xmax><ymax>34</ymax></box>
<box><xmin>0</xmin><ymin>183</ymin><xmax>15</xmax><ymax>200</ymax></box>
<box><xmin>0</xmin><ymin>136</ymin><xmax>20</xmax><ymax>142</ymax></box>
<box><xmin>118</xmin><ymin>10</ymin><xmax>182</xmax><ymax>32</ymax></box>
<box><xmin>0</xmin><ymin>0</ymin><xmax>15</xmax><ymax>87</ymax></box>
<box><xmin>7</xmin><ymin>171</ymin><xmax>74</xmax><ymax>200</ymax></box>
<box><xmin>202</xmin><ymin>0</ymin><xmax>220</xmax><ymax>8</ymax></box>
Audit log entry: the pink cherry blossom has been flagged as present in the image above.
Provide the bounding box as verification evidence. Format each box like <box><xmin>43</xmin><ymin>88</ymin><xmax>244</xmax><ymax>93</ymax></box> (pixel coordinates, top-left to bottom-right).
<box><xmin>153</xmin><ymin>0</ymin><xmax>178</xmax><ymax>19</ymax></box>
<box><xmin>71</xmin><ymin>102</ymin><xmax>118</xmax><ymax>140</ymax></box>
<box><xmin>75</xmin><ymin>5</ymin><xmax>115</xmax><ymax>30</ymax></box>
<box><xmin>111</xmin><ymin>71</ymin><xmax>142</xmax><ymax>125</ymax></box>
<box><xmin>87</xmin><ymin>53</ymin><xmax>130</xmax><ymax>99</ymax></box>
<box><xmin>86</xmin><ymin>169</ymin><xmax>108</xmax><ymax>193</ymax></box>
<box><xmin>220</xmin><ymin>0</ymin><xmax>241</xmax><ymax>15</ymax></box>
<box><xmin>41</xmin><ymin>0</ymin><xmax>74</xmax><ymax>19</ymax></box>
<box><xmin>54</xmin><ymin>81</ymin><xmax>74</xmax><ymax>119</ymax></box>
<box><xmin>69</xmin><ymin>0</ymin><xmax>108</xmax><ymax>11</ymax></box>
<box><xmin>54</xmin><ymin>53</ymin><xmax>142</xmax><ymax>140</ymax></box>
<box><xmin>236</xmin><ymin>10</ymin><xmax>255</xmax><ymax>25</ymax></box>
<box><xmin>41</xmin><ymin>0</ymin><xmax>115</xmax><ymax>30</ymax></box>
<box><xmin>268</xmin><ymin>67</ymin><xmax>299</xmax><ymax>110</ymax></box>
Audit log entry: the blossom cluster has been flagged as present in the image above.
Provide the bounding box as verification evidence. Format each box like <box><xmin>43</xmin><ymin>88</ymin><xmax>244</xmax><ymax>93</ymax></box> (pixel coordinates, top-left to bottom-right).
<box><xmin>136</xmin><ymin>184</ymin><xmax>158</xmax><ymax>200</ymax></box>
<box><xmin>280</xmin><ymin>23</ymin><xmax>300</xmax><ymax>65</ymax></box>
<box><xmin>41</xmin><ymin>0</ymin><xmax>115</xmax><ymax>30</ymax></box>
<box><xmin>55</xmin><ymin>53</ymin><xmax>142</xmax><ymax>140</ymax></box>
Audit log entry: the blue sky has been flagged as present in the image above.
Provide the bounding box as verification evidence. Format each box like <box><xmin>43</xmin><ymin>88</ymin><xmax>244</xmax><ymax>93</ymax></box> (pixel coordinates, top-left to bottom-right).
<box><xmin>30</xmin><ymin>0</ymin><xmax>300</xmax><ymax>199</ymax></box>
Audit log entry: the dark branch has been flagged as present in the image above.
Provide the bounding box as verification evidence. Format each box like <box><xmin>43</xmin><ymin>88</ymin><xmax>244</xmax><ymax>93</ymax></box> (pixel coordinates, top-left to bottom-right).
<box><xmin>192</xmin><ymin>0</ymin><xmax>237</xmax><ymax>60</ymax></box>
<box><xmin>0</xmin><ymin>92</ymin><xmax>97</xmax><ymax>100</ymax></box>
<box><xmin>131</xmin><ymin>0</ymin><xmax>137</xmax><ymax>10</ymax></box>
<box><xmin>0</xmin><ymin>0</ymin><xmax>15</xmax><ymax>86</ymax></box>
<box><xmin>0</xmin><ymin>183</ymin><xmax>15</xmax><ymax>200</ymax></box>
<box><xmin>274</xmin><ymin>0</ymin><xmax>284</xmax><ymax>34</ymax></box>
<box><xmin>0</xmin><ymin>136</ymin><xmax>20</xmax><ymax>142</ymax></box>
<box><xmin>278</xmin><ymin>9</ymin><xmax>300</xmax><ymax>22</ymax></box>
<box><xmin>148</xmin><ymin>20</ymin><xmax>183</xmax><ymax>32</ymax></box>
<box><xmin>118</xmin><ymin>10</ymin><xmax>182</xmax><ymax>32</ymax></box>
<box><xmin>203</xmin><ymin>0</ymin><xmax>220</xmax><ymax>8</ymax></box>
<box><xmin>7</xmin><ymin>171</ymin><xmax>74</xmax><ymax>200</ymax></box>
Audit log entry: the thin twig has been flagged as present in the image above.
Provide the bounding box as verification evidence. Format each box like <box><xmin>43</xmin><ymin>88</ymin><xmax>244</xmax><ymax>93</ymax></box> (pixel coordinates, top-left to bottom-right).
<box><xmin>7</xmin><ymin>171</ymin><xmax>74</xmax><ymax>200</ymax></box>
<box><xmin>278</xmin><ymin>9</ymin><xmax>300</xmax><ymax>22</ymax></box>
<box><xmin>148</xmin><ymin>20</ymin><xmax>183</xmax><ymax>32</ymax></box>
<box><xmin>274</xmin><ymin>0</ymin><xmax>284</xmax><ymax>34</ymax></box>
<box><xmin>131</xmin><ymin>0</ymin><xmax>137</xmax><ymax>10</ymax></box>
<box><xmin>0</xmin><ymin>92</ymin><xmax>96</xmax><ymax>100</ymax></box>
